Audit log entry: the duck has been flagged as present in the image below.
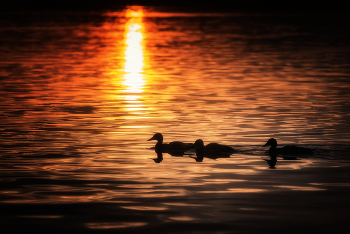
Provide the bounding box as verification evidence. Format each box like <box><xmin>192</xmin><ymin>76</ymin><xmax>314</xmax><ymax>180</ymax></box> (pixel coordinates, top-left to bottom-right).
<box><xmin>262</xmin><ymin>138</ymin><xmax>313</xmax><ymax>155</ymax></box>
<box><xmin>147</xmin><ymin>133</ymin><xmax>194</xmax><ymax>153</ymax></box>
<box><xmin>193</xmin><ymin>139</ymin><xmax>235</xmax><ymax>158</ymax></box>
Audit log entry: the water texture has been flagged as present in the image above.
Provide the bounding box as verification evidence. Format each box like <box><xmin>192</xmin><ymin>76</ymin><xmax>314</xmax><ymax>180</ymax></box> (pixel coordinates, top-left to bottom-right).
<box><xmin>1</xmin><ymin>7</ymin><xmax>350</xmax><ymax>233</ymax></box>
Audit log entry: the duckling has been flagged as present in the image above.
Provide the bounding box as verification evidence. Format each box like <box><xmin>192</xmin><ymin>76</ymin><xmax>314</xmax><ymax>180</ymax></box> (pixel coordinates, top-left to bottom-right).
<box><xmin>262</xmin><ymin>138</ymin><xmax>313</xmax><ymax>155</ymax></box>
<box><xmin>193</xmin><ymin>139</ymin><xmax>235</xmax><ymax>158</ymax></box>
<box><xmin>147</xmin><ymin>133</ymin><xmax>193</xmax><ymax>153</ymax></box>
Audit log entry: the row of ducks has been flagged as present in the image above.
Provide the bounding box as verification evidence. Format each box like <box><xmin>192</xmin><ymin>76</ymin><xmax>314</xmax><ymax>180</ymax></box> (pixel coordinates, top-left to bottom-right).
<box><xmin>148</xmin><ymin>133</ymin><xmax>314</xmax><ymax>156</ymax></box>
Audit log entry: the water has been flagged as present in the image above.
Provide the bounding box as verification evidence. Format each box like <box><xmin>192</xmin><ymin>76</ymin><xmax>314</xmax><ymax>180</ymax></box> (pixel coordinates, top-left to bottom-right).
<box><xmin>1</xmin><ymin>7</ymin><xmax>350</xmax><ymax>233</ymax></box>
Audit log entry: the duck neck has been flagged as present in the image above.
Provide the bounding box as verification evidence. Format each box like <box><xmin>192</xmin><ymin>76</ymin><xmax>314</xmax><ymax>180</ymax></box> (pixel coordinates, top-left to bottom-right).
<box><xmin>196</xmin><ymin>146</ymin><xmax>204</xmax><ymax>155</ymax></box>
<box><xmin>268</xmin><ymin>144</ymin><xmax>277</xmax><ymax>154</ymax></box>
<box><xmin>155</xmin><ymin>141</ymin><xmax>162</xmax><ymax>148</ymax></box>
<box><xmin>155</xmin><ymin>138</ymin><xmax>164</xmax><ymax>151</ymax></box>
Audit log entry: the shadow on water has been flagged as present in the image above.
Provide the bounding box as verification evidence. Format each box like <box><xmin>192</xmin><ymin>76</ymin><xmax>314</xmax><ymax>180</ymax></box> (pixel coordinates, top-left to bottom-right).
<box><xmin>150</xmin><ymin>149</ymin><xmax>163</xmax><ymax>163</ymax></box>
<box><xmin>190</xmin><ymin>152</ymin><xmax>204</xmax><ymax>162</ymax></box>
<box><xmin>149</xmin><ymin>148</ymin><xmax>192</xmax><ymax>163</ymax></box>
<box><xmin>190</xmin><ymin>151</ymin><xmax>232</xmax><ymax>162</ymax></box>
<box><xmin>264</xmin><ymin>156</ymin><xmax>277</xmax><ymax>169</ymax></box>
<box><xmin>263</xmin><ymin>154</ymin><xmax>300</xmax><ymax>169</ymax></box>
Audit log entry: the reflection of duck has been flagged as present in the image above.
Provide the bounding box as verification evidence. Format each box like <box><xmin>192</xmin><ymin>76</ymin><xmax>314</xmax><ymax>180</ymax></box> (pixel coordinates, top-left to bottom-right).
<box><xmin>193</xmin><ymin>139</ymin><xmax>235</xmax><ymax>159</ymax></box>
<box><xmin>190</xmin><ymin>154</ymin><xmax>204</xmax><ymax>162</ymax></box>
<box><xmin>262</xmin><ymin>138</ymin><xmax>313</xmax><ymax>155</ymax></box>
<box><xmin>148</xmin><ymin>133</ymin><xmax>193</xmax><ymax>153</ymax></box>
<box><xmin>264</xmin><ymin>156</ymin><xmax>277</xmax><ymax>169</ymax></box>
<box><xmin>152</xmin><ymin>151</ymin><xmax>163</xmax><ymax>163</ymax></box>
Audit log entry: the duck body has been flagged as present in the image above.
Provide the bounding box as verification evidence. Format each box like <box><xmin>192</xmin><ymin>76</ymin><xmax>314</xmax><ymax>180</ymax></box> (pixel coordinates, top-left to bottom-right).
<box><xmin>167</xmin><ymin>141</ymin><xmax>194</xmax><ymax>151</ymax></box>
<box><xmin>193</xmin><ymin>139</ymin><xmax>235</xmax><ymax>158</ymax></box>
<box><xmin>203</xmin><ymin>142</ymin><xmax>235</xmax><ymax>154</ymax></box>
<box><xmin>148</xmin><ymin>133</ymin><xmax>194</xmax><ymax>153</ymax></box>
<box><xmin>263</xmin><ymin>138</ymin><xmax>313</xmax><ymax>155</ymax></box>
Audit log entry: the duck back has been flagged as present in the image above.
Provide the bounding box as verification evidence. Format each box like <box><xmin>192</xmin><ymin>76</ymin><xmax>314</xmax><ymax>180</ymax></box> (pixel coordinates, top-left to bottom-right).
<box><xmin>167</xmin><ymin>141</ymin><xmax>194</xmax><ymax>151</ymax></box>
<box><xmin>205</xmin><ymin>143</ymin><xmax>235</xmax><ymax>154</ymax></box>
<box><xmin>280</xmin><ymin>145</ymin><xmax>314</xmax><ymax>155</ymax></box>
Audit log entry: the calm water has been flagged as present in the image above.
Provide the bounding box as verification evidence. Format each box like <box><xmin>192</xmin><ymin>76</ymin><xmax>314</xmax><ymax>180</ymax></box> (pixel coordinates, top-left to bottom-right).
<box><xmin>1</xmin><ymin>7</ymin><xmax>350</xmax><ymax>233</ymax></box>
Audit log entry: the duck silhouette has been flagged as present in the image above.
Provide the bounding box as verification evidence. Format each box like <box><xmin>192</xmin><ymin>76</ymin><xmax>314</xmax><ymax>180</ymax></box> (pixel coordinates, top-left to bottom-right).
<box><xmin>148</xmin><ymin>133</ymin><xmax>194</xmax><ymax>153</ymax></box>
<box><xmin>193</xmin><ymin>139</ymin><xmax>235</xmax><ymax>159</ymax></box>
<box><xmin>262</xmin><ymin>138</ymin><xmax>313</xmax><ymax>155</ymax></box>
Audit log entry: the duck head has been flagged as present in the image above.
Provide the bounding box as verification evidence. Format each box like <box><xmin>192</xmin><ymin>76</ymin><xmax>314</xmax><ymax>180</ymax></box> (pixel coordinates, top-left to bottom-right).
<box><xmin>148</xmin><ymin>133</ymin><xmax>163</xmax><ymax>143</ymax></box>
<box><xmin>194</xmin><ymin>139</ymin><xmax>205</xmax><ymax>149</ymax></box>
<box><xmin>193</xmin><ymin>139</ymin><xmax>205</xmax><ymax>157</ymax></box>
<box><xmin>263</xmin><ymin>138</ymin><xmax>278</xmax><ymax>148</ymax></box>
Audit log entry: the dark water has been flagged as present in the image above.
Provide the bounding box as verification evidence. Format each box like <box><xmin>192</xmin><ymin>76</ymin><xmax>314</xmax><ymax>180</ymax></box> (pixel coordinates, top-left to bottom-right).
<box><xmin>1</xmin><ymin>7</ymin><xmax>350</xmax><ymax>233</ymax></box>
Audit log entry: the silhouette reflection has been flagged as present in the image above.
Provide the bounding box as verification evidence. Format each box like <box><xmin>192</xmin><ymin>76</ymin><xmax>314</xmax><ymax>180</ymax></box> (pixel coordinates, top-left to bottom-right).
<box><xmin>263</xmin><ymin>154</ymin><xmax>300</xmax><ymax>169</ymax></box>
<box><xmin>151</xmin><ymin>150</ymin><xmax>163</xmax><ymax>163</ymax></box>
<box><xmin>149</xmin><ymin>146</ymin><xmax>193</xmax><ymax>163</ymax></box>
<box><xmin>190</xmin><ymin>151</ymin><xmax>204</xmax><ymax>162</ymax></box>
<box><xmin>264</xmin><ymin>156</ymin><xmax>277</xmax><ymax>169</ymax></box>
<box><xmin>190</xmin><ymin>152</ymin><xmax>231</xmax><ymax>162</ymax></box>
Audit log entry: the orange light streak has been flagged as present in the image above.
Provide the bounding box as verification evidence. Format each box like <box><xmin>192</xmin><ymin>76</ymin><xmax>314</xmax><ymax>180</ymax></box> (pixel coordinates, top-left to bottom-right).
<box><xmin>123</xmin><ymin>6</ymin><xmax>145</xmax><ymax>94</ymax></box>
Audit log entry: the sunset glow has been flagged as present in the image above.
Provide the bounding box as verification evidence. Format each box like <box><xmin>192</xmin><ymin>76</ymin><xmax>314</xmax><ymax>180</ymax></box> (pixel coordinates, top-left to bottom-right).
<box><xmin>123</xmin><ymin>6</ymin><xmax>145</xmax><ymax>94</ymax></box>
<box><xmin>120</xmin><ymin>6</ymin><xmax>147</xmax><ymax>117</ymax></box>
<box><xmin>2</xmin><ymin>5</ymin><xmax>350</xmax><ymax>234</ymax></box>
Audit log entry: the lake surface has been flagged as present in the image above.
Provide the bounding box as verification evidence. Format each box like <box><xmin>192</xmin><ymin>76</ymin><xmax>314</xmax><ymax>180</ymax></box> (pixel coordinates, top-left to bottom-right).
<box><xmin>1</xmin><ymin>6</ymin><xmax>350</xmax><ymax>233</ymax></box>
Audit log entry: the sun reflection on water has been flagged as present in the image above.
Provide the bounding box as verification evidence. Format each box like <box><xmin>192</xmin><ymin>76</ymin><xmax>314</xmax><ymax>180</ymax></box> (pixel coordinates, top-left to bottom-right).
<box><xmin>122</xmin><ymin>6</ymin><xmax>145</xmax><ymax>115</ymax></box>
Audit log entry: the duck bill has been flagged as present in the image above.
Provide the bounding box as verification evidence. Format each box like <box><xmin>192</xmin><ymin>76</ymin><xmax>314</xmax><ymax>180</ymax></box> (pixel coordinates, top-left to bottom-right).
<box><xmin>262</xmin><ymin>143</ymin><xmax>269</xmax><ymax>147</ymax></box>
<box><xmin>147</xmin><ymin>136</ymin><xmax>156</xmax><ymax>141</ymax></box>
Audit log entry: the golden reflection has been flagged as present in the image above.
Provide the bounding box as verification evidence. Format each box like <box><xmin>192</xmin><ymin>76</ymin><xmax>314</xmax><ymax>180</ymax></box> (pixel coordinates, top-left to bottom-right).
<box><xmin>274</xmin><ymin>185</ymin><xmax>326</xmax><ymax>191</ymax></box>
<box><xmin>199</xmin><ymin>188</ymin><xmax>266</xmax><ymax>193</ymax></box>
<box><xmin>122</xmin><ymin>6</ymin><xmax>146</xmax><ymax>115</ymax></box>
<box><xmin>120</xmin><ymin>206</ymin><xmax>168</xmax><ymax>211</ymax></box>
<box><xmin>309</xmin><ymin>183</ymin><xmax>350</xmax><ymax>186</ymax></box>
<box><xmin>162</xmin><ymin>203</ymin><xmax>206</xmax><ymax>207</ymax></box>
<box><xmin>86</xmin><ymin>222</ymin><xmax>147</xmax><ymax>229</ymax></box>
<box><xmin>169</xmin><ymin>216</ymin><xmax>196</xmax><ymax>221</ymax></box>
